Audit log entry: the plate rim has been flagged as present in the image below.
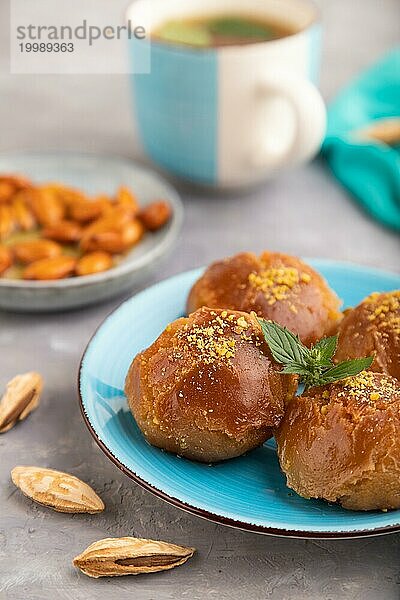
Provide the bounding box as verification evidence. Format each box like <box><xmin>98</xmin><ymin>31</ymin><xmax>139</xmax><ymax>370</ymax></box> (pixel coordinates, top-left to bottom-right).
<box><xmin>78</xmin><ymin>259</ymin><xmax>400</xmax><ymax>539</ymax></box>
<box><xmin>0</xmin><ymin>150</ymin><xmax>184</xmax><ymax>289</ymax></box>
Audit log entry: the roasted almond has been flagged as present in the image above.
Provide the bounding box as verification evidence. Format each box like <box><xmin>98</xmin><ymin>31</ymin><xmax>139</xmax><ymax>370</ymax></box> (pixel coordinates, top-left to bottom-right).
<box><xmin>35</xmin><ymin>184</ymin><xmax>86</xmax><ymax>210</ymax></box>
<box><xmin>76</xmin><ymin>251</ymin><xmax>113</xmax><ymax>276</ymax></box>
<box><xmin>115</xmin><ymin>186</ymin><xmax>139</xmax><ymax>217</ymax></box>
<box><xmin>117</xmin><ymin>220</ymin><xmax>145</xmax><ymax>250</ymax></box>
<box><xmin>80</xmin><ymin>211</ymin><xmax>129</xmax><ymax>252</ymax></box>
<box><xmin>0</xmin><ymin>174</ymin><xmax>31</xmax><ymax>203</ymax></box>
<box><xmin>42</xmin><ymin>220</ymin><xmax>83</xmax><ymax>243</ymax></box>
<box><xmin>0</xmin><ymin>181</ymin><xmax>15</xmax><ymax>204</ymax></box>
<box><xmin>0</xmin><ymin>245</ymin><xmax>12</xmax><ymax>275</ymax></box>
<box><xmin>59</xmin><ymin>188</ymin><xmax>87</xmax><ymax>207</ymax></box>
<box><xmin>0</xmin><ymin>174</ymin><xmax>32</xmax><ymax>191</ymax></box>
<box><xmin>0</xmin><ymin>176</ymin><xmax>153</xmax><ymax>281</ymax></box>
<box><xmin>0</xmin><ymin>204</ymin><xmax>16</xmax><ymax>240</ymax></box>
<box><xmin>11</xmin><ymin>466</ymin><xmax>105</xmax><ymax>513</ymax></box>
<box><xmin>13</xmin><ymin>239</ymin><xmax>62</xmax><ymax>264</ymax></box>
<box><xmin>0</xmin><ymin>372</ymin><xmax>43</xmax><ymax>433</ymax></box>
<box><xmin>29</xmin><ymin>188</ymin><xmax>65</xmax><ymax>226</ymax></box>
<box><xmin>69</xmin><ymin>197</ymin><xmax>111</xmax><ymax>223</ymax></box>
<box><xmin>82</xmin><ymin>209</ymin><xmax>131</xmax><ymax>236</ymax></box>
<box><xmin>23</xmin><ymin>256</ymin><xmax>76</xmax><ymax>280</ymax></box>
<box><xmin>82</xmin><ymin>220</ymin><xmax>144</xmax><ymax>254</ymax></box>
<box><xmin>73</xmin><ymin>537</ymin><xmax>195</xmax><ymax>578</ymax></box>
<box><xmin>138</xmin><ymin>201</ymin><xmax>172</xmax><ymax>231</ymax></box>
<box><xmin>12</xmin><ymin>194</ymin><xmax>36</xmax><ymax>231</ymax></box>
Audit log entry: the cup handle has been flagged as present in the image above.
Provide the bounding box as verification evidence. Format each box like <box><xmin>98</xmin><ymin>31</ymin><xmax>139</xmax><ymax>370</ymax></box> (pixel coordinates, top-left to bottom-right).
<box><xmin>250</xmin><ymin>71</ymin><xmax>327</xmax><ymax>170</ymax></box>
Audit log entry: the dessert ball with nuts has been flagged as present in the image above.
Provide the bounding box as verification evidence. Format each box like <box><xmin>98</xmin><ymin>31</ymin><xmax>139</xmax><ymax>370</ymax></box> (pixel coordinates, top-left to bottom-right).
<box><xmin>125</xmin><ymin>307</ymin><xmax>297</xmax><ymax>463</ymax></box>
<box><xmin>275</xmin><ymin>371</ymin><xmax>400</xmax><ymax>511</ymax></box>
<box><xmin>187</xmin><ymin>252</ymin><xmax>342</xmax><ymax>347</ymax></box>
<box><xmin>335</xmin><ymin>290</ymin><xmax>400</xmax><ymax>380</ymax></box>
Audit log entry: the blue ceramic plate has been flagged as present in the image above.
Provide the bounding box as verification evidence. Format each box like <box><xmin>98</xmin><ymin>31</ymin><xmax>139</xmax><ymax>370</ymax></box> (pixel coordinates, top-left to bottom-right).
<box><xmin>79</xmin><ymin>260</ymin><xmax>400</xmax><ymax>538</ymax></box>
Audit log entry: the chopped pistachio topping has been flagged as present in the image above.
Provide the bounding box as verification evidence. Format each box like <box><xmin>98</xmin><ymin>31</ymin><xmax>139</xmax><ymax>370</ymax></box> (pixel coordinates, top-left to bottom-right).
<box><xmin>176</xmin><ymin>312</ymin><xmax>258</xmax><ymax>364</ymax></box>
<box><xmin>248</xmin><ymin>267</ymin><xmax>311</xmax><ymax>305</ymax></box>
<box><xmin>236</xmin><ymin>316</ymin><xmax>248</xmax><ymax>329</ymax></box>
<box><xmin>337</xmin><ymin>371</ymin><xmax>398</xmax><ymax>402</ymax></box>
<box><xmin>365</xmin><ymin>291</ymin><xmax>400</xmax><ymax>334</ymax></box>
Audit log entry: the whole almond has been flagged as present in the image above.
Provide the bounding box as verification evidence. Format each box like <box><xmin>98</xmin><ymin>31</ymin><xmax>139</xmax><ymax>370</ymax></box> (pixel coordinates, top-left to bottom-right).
<box><xmin>0</xmin><ymin>420</ymin><xmax>16</xmax><ymax>433</ymax></box>
<box><xmin>0</xmin><ymin>174</ymin><xmax>32</xmax><ymax>191</ymax></box>
<box><xmin>23</xmin><ymin>256</ymin><xmax>76</xmax><ymax>280</ymax></box>
<box><xmin>42</xmin><ymin>220</ymin><xmax>83</xmax><ymax>243</ymax></box>
<box><xmin>82</xmin><ymin>219</ymin><xmax>144</xmax><ymax>254</ymax></box>
<box><xmin>115</xmin><ymin>186</ymin><xmax>139</xmax><ymax>217</ymax></box>
<box><xmin>0</xmin><ymin>181</ymin><xmax>15</xmax><ymax>204</ymax></box>
<box><xmin>0</xmin><ymin>204</ymin><xmax>16</xmax><ymax>240</ymax></box>
<box><xmin>11</xmin><ymin>466</ymin><xmax>105</xmax><ymax>513</ymax></box>
<box><xmin>79</xmin><ymin>210</ymin><xmax>127</xmax><ymax>252</ymax></box>
<box><xmin>47</xmin><ymin>185</ymin><xmax>86</xmax><ymax>207</ymax></box>
<box><xmin>356</xmin><ymin>117</ymin><xmax>400</xmax><ymax>146</ymax></box>
<box><xmin>12</xmin><ymin>195</ymin><xmax>36</xmax><ymax>231</ymax></box>
<box><xmin>0</xmin><ymin>372</ymin><xmax>43</xmax><ymax>433</ymax></box>
<box><xmin>69</xmin><ymin>198</ymin><xmax>111</xmax><ymax>223</ymax></box>
<box><xmin>73</xmin><ymin>537</ymin><xmax>195</xmax><ymax>578</ymax></box>
<box><xmin>0</xmin><ymin>174</ymin><xmax>31</xmax><ymax>203</ymax></box>
<box><xmin>138</xmin><ymin>201</ymin><xmax>172</xmax><ymax>231</ymax></box>
<box><xmin>29</xmin><ymin>188</ymin><xmax>65</xmax><ymax>226</ymax></box>
<box><xmin>76</xmin><ymin>251</ymin><xmax>113</xmax><ymax>276</ymax></box>
<box><xmin>0</xmin><ymin>245</ymin><xmax>12</xmax><ymax>275</ymax></box>
<box><xmin>13</xmin><ymin>239</ymin><xmax>62</xmax><ymax>264</ymax></box>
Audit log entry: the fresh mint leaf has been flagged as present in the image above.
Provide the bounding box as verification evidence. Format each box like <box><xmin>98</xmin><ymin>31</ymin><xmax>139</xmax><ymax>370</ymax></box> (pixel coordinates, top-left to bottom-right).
<box><xmin>157</xmin><ymin>22</ymin><xmax>211</xmax><ymax>46</ymax></box>
<box><xmin>318</xmin><ymin>357</ymin><xmax>374</xmax><ymax>384</ymax></box>
<box><xmin>258</xmin><ymin>319</ymin><xmax>374</xmax><ymax>390</ymax></box>
<box><xmin>259</xmin><ymin>319</ymin><xmax>308</xmax><ymax>365</ymax></box>
<box><xmin>282</xmin><ymin>364</ymin><xmax>310</xmax><ymax>375</ymax></box>
<box><xmin>312</xmin><ymin>336</ymin><xmax>338</xmax><ymax>364</ymax></box>
<box><xmin>208</xmin><ymin>17</ymin><xmax>273</xmax><ymax>40</ymax></box>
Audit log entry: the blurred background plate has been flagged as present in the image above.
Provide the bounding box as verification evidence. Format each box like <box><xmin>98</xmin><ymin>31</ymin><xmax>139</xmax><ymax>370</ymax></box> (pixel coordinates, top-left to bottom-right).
<box><xmin>79</xmin><ymin>259</ymin><xmax>400</xmax><ymax>539</ymax></box>
<box><xmin>0</xmin><ymin>152</ymin><xmax>183</xmax><ymax>312</ymax></box>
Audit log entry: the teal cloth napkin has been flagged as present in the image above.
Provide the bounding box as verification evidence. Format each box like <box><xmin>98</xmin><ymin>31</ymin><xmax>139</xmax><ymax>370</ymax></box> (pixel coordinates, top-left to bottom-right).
<box><xmin>322</xmin><ymin>49</ymin><xmax>400</xmax><ymax>232</ymax></box>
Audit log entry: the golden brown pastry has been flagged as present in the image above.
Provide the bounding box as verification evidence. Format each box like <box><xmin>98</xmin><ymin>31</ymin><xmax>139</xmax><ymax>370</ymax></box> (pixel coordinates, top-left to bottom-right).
<box><xmin>125</xmin><ymin>307</ymin><xmax>297</xmax><ymax>462</ymax></box>
<box><xmin>276</xmin><ymin>371</ymin><xmax>400</xmax><ymax>511</ymax></box>
<box><xmin>335</xmin><ymin>290</ymin><xmax>400</xmax><ymax>380</ymax></box>
<box><xmin>187</xmin><ymin>252</ymin><xmax>342</xmax><ymax>347</ymax></box>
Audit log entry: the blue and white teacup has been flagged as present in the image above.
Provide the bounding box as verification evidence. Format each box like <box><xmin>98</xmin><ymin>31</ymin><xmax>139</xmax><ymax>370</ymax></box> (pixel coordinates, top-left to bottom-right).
<box><xmin>127</xmin><ymin>0</ymin><xmax>326</xmax><ymax>189</ymax></box>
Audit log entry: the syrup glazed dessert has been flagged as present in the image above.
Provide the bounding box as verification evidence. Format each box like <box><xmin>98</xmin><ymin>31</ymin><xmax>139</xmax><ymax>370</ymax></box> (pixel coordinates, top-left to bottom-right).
<box><xmin>335</xmin><ymin>290</ymin><xmax>400</xmax><ymax>380</ymax></box>
<box><xmin>276</xmin><ymin>371</ymin><xmax>400</xmax><ymax>511</ymax></box>
<box><xmin>125</xmin><ymin>307</ymin><xmax>297</xmax><ymax>462</ymax></box>
<box><xmin>187</xmin><ymin>251</ymin><xmax>342</xmax><ymax>347</ymax></box>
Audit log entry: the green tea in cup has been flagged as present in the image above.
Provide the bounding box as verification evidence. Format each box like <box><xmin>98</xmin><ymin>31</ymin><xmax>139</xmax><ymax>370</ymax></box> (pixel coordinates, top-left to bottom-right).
<box><xmin>129</xmin><ymin>0</ymin><xmax>325</xmax><ymax>187</ymax></box>
<box><xmin>152</xmin><ymin>14</ymin><xmax>295</xmax><ymax>47</ymax></box>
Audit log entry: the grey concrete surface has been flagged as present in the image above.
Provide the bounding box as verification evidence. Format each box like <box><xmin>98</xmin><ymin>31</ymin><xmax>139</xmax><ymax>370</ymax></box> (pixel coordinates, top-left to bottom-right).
<box><xmin>0</xmin><ymin>1</ymin><xmax>399</xmax><ymax>599</ymax></box>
